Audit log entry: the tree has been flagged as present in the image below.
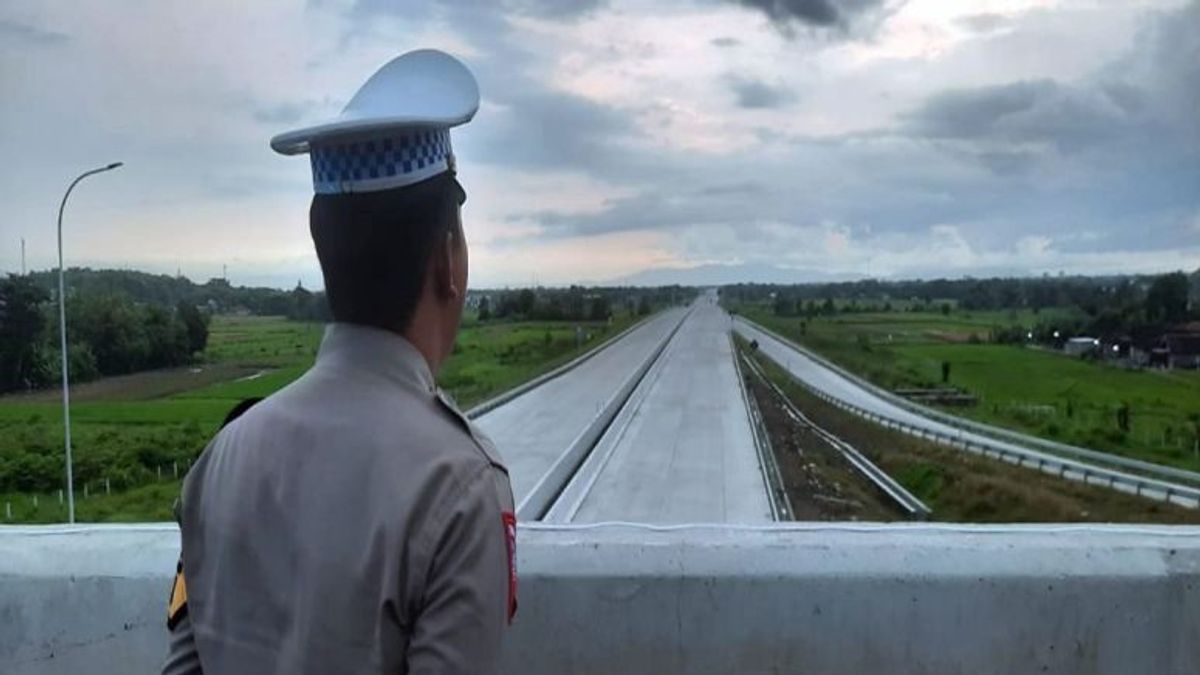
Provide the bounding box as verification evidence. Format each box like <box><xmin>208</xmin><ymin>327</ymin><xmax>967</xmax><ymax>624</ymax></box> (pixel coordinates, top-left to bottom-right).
<box><xmin>588</xmin><ymin>296</ymin><xmax>611</xmax><ymax>321</ymax></box>
<box><xmin>46</xmin><ymin>342</ymin><xmax>100</xmax><ymax>384</ymax></box>
<box><xmin>1145</xmin><ymin>272</ymin><xmax>1190</xmax><ymax>324</ymax></box>
<box><xmin>144</xmin><ymin>306</ymin><xmax>189</xmax><ymax>368</ymax></box>
<box><xmin>68</xmin><ymin>293</ymin><xmax>148</xmax><ymax>375</ymax></box>
<box><xmin>517</xmin><ymin>289</ymin><xmax>536</xmax><ymax>317</ymax></box>
<box><xmin>176</xmin><ymin>301</ymin><xmax>209</xmax><ymax>355</ymax></box>
<box><xmin>477</xmin><ymin>295</ymin><xmax>492</xmax><ymax>321</ymax></box>
<box><xmin>0</xmin><ymin>275</ymin><xmax>51</xmax><ymax>392</ymax></box>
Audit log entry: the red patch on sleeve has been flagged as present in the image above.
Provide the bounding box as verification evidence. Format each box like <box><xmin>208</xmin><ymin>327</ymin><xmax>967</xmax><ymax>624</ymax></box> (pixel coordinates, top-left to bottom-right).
<box><xmin>502</xmin><ymin>511</ymin><xmax>518</xmax><ymax>624</ymax></box>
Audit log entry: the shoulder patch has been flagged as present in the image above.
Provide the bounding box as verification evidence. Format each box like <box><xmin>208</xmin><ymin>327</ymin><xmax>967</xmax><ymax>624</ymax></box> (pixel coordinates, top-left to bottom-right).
<box><xmin>167</xmin><ymin>559</ymin><xmax>189</xmax><ymax>630</ymax></box>
<box><xmin>502</xmin><ymin>511</ymin><xmax>518</xmax><ymax>625</ymax></box>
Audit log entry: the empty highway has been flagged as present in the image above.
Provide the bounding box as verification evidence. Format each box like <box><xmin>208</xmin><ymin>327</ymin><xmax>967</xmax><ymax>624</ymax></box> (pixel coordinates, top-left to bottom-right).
<box><xmin>547</xmin><ymin>295</ymin><xmax>773</xmax><ymax>523</ymax></box>
<box><xmin>475</xmin><ymin>308</ymin><xmax>686</xmax><ymax>506</ymax></box>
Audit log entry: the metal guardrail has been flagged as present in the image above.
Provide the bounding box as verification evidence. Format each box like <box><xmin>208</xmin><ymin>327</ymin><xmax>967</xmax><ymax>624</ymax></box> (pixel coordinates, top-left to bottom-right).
<box><xmin>730</xmin><ymin>334</ymin><xmax>793</xmax><ymax>522</ymax></box>
<box><xmin>517</xmin><ymin>308</ymin><xmax>692</xmax><ymax>521</ymax></box>
<box><xmin>739</xmin><ymin>350</ymin><xmax>931</xmax><ymax>520</ymax></box>
<box><xmin>736</xmin><ymin>317</ymin><xmax>1200</xmax><ymax>488</ymax></box>
<box><xmin>735</xmin><ymin>319</ymin><xmax>1200</xmax><ymax>510</ymax></box>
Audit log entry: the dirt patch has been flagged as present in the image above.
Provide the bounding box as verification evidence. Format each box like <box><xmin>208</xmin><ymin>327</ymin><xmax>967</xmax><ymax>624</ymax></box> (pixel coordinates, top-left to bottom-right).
<box><xmin>1</xmin><ymin>363</ymin><xmax>265</xmax><ymax>403</ymax></box>
<box><xmin>744</xmin><ymin>367</ymin><xmax>906</xmax><ymax>521</ymax></box>
<box><xmin>745</xmin><ymin>347</ymin><xmax>1200</xmax><ymax>524</ymax></box>
<box><xmin>925</xmin><ymin>330</ymin><xmax>982</xmax><ymax>343</ymax></box>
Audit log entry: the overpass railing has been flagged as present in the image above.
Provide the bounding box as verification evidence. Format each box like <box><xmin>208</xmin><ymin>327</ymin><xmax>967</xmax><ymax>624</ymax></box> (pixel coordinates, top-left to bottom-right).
<box><xmin>2</xmin><ymin>523</ymin><xmax>1198</xmax><ymax>675</ymax></box>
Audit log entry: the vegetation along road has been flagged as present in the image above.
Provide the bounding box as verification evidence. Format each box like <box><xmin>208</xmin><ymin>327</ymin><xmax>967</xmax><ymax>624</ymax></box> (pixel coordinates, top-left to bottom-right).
<box><xmin>0</xmin><ymin>312</ymin><xmax>637</xmax><ymax>523</ymax></box>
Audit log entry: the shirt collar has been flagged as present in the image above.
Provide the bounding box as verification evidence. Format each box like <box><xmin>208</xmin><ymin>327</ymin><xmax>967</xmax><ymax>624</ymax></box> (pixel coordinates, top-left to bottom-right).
<box><xmin>315</xmin><ymin>322</ymin><xmax>436</xmax><ymax>395</ymax></box>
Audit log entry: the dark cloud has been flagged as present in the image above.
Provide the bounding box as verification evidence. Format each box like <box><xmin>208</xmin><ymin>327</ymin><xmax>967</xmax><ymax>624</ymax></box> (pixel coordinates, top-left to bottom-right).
<box><xmin>956</xmin><ymin>13</ymin><xmax>1010</xmax><ymax>33</ymax></box>
<box><xmin>711</xmin><ymin>36</ymin><xmax>741</xmax><ymax>48</ymax></box>
<box><xmin>694</xmin><ymin>181</ymin><xmax>765</xmax><ymax>197</ymax></box>
<box><xmin>727</xmin><ymin>76</ymin><xmax>795</xmax><ymax>109</ymax></box>
<box><xmin>346</xmin><ymin>0</ymin><xmax>603</xmax><ymax>21</ymax></box>
<box><xmin>252</xmin><ymin>101</ymin><xmax>320</xmax><ymax>125</ymax></box>
<box><xmin>728</xmin><ymin>0</ymin><xmax>889</xmax><ymax>30</ymax></box>
<box><xmin>0</xmin><ymin>18</ymin><xmax>68</xmax><ymax>45</ymax></box>
<box><xmin>463</xmin><ymin>87</ymin><xmax>637</xmax><ymax>171</ymax></box>
<box><xmin>907</xmin><ymin>1</ymin><xmax>1199</xmax><ymax>161</ymax></box>
<box><xmin>1138</xmin><ymin>0</ymin><xmax>1200</xmax><ymax>146</ymax></box>
<box><xmin>903</xmin><ymin>79</ymin><xmax>1131</xmax><ymax>153</ymax></box>
<box><xmin>506</xmin><ymin>0</ymin><xmax>606</xmax><ymax>18</ymax></box>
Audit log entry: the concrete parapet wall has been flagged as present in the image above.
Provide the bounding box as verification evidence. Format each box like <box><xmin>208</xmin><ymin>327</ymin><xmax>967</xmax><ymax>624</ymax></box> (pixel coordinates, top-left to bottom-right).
<box><xmin>2</xmin><ymin>523</ymin><xmax>1199</xmax><ymax>674</ymax></box>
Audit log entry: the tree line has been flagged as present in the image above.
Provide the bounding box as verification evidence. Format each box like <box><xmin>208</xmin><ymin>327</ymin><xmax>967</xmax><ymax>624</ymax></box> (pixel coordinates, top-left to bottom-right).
<box><xmin>727</xmin><ymin>270</ymin><xmax>1198</xmax><ymax>340</ymax></box>
<box><xmin>0</xmin><ymin>274</ymin><xmax>210</xmax><ymax>393</ymax></box>
<box><xmin>23</xmin><ymin>268</ymin><xmax>332</xmax><ymax>321</ymax></box>
<box><xmin>725</xmin><ymin>270</ymin><xmax>1197</xmax><ymax>318</ymax></box>
<box><xmin>474</xmin><ymin>285</ymin><xmax>686</xmax><ymax>322</ymax></box>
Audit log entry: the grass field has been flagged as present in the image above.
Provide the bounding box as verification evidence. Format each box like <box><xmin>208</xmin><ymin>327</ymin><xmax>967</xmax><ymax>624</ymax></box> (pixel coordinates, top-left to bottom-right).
<box><xmin>734</xmin><ymin>304</ymin><xmax>1200</xmax><ymax>472</ymax></box>
<box><xmin>0</xmin><ymin>312</ymin><xmax>637</xmax><ymax>523</ymax></box>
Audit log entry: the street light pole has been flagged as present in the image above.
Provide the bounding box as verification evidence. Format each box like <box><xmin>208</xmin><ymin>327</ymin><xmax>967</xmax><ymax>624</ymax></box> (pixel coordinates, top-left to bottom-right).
<box><xmin>57</xmin><ymin>162</ymin><xmax>122</xmax><ymax>523</ymax></box>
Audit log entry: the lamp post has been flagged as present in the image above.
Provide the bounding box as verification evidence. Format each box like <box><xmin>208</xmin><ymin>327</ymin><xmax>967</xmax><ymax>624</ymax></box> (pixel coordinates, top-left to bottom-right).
<box><xmin>57</xmin><ymin>162</ymin><xmax>122</xmax><ymax>523</ymax></box>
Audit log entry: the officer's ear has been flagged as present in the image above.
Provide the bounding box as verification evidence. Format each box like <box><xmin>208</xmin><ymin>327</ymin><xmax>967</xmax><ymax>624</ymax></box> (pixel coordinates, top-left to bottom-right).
<box><xmin>431</xmin><ymin>210</ymin><xmax>464</xmax><ymax>304</ymax></box>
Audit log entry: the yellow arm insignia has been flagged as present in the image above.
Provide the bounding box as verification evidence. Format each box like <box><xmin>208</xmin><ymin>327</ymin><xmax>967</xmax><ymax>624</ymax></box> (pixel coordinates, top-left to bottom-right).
<box><xmin>167</xmin><ymin>559</ymin><xmax>189</xmax><ymax>630</ymax></box>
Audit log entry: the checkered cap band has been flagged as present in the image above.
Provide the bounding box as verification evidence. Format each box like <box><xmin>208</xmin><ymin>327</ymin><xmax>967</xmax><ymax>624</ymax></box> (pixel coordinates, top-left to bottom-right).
<box><xmin>309</xmin><ymin>128</ymin><xmax>452</xmax><ymax>194</ymax></box>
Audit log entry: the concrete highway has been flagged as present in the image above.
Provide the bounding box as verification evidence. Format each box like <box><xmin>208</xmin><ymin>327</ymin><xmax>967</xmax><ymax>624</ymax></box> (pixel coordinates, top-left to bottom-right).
<box><xmin>476</xmin><ymin>308</ymin><xmax>686</xmax><ymax>505</ymax></box>
<box><xmin>547</xmin><ymin>294</ymin><xmax>773</xmax><ymax>523</ymax></box>
<box><xmin>734</xmin><ymin>318</ymin><xmax>959</xmax><ymax>430</ymax></box>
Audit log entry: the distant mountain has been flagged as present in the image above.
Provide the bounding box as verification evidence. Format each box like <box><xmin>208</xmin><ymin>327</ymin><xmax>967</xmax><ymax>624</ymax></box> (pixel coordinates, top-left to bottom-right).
<box><xmin>605</xmin><ymin>263</ymin><xmax>861</xmax><ymax>287</ymax></box>
<box><xmin>608</xmin><ymin>263</ymin><xmax>1200</xmax><ymax>290</ymax></box>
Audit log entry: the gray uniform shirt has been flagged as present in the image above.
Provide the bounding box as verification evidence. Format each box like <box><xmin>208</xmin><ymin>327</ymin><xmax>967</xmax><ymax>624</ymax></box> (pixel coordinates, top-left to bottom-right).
<box><xmin>164</xmin><ymin>323</ymin><xmax>515</xmax><ymax>674</ymax></box>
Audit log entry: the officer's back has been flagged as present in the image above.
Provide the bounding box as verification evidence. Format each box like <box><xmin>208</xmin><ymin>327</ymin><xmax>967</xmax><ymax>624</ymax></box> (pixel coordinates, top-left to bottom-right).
<box><xmin>164</xmin><ymin>50</ymin><xmax>516</xmax><ymax>675</ymax></box>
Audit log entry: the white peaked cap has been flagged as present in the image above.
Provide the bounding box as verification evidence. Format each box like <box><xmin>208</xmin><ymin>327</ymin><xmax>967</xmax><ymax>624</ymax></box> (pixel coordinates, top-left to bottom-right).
<box><xmin>270</xmin><ymin>49</ymin><xmax>480</xmax><ymax>194</ymax></box>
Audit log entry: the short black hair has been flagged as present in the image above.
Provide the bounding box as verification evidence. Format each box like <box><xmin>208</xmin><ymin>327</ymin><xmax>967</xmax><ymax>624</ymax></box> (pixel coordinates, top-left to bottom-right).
<box><xmin>221</xmin><ymin>397</ymin><xmax>263</xmax><ymax>429</ymax></box>
<box><xmin>310</xmin><ymin>172</ymin><xmax>465</xmax><ymax>332</ymax></box>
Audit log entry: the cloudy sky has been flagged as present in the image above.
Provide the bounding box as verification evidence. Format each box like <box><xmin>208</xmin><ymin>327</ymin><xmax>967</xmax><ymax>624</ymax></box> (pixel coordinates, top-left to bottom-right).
<box><xmin>1</xmin><ymin>0</ymin><xmax>1197</xmax><ymax>288</ymax></box>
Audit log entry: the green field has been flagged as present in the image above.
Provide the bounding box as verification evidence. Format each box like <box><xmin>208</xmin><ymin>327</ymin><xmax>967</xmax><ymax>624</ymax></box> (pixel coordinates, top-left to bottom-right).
<box><xmin>0</xmin><ymin>312</ymin><xmax>636</xmax><ymax>523</ymax></box>
<box><xmin>735</xmin><ymin>304</ymin><xmax>1200</xmax><ymax>472</ymax></box>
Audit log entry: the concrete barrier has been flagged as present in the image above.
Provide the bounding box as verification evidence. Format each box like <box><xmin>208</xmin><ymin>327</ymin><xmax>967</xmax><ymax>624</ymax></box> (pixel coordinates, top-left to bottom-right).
<box><xmin>3</xmin><ymin>523</ymin><xmax>1199</xmax><ymax>674</ymax></box>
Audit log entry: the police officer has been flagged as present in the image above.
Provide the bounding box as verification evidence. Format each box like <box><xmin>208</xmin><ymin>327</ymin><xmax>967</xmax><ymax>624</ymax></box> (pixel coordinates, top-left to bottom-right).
<box><xmin>163</xmin><ymin>50</ymin><xmax>517</xmax><ymax>675</ymax></box>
